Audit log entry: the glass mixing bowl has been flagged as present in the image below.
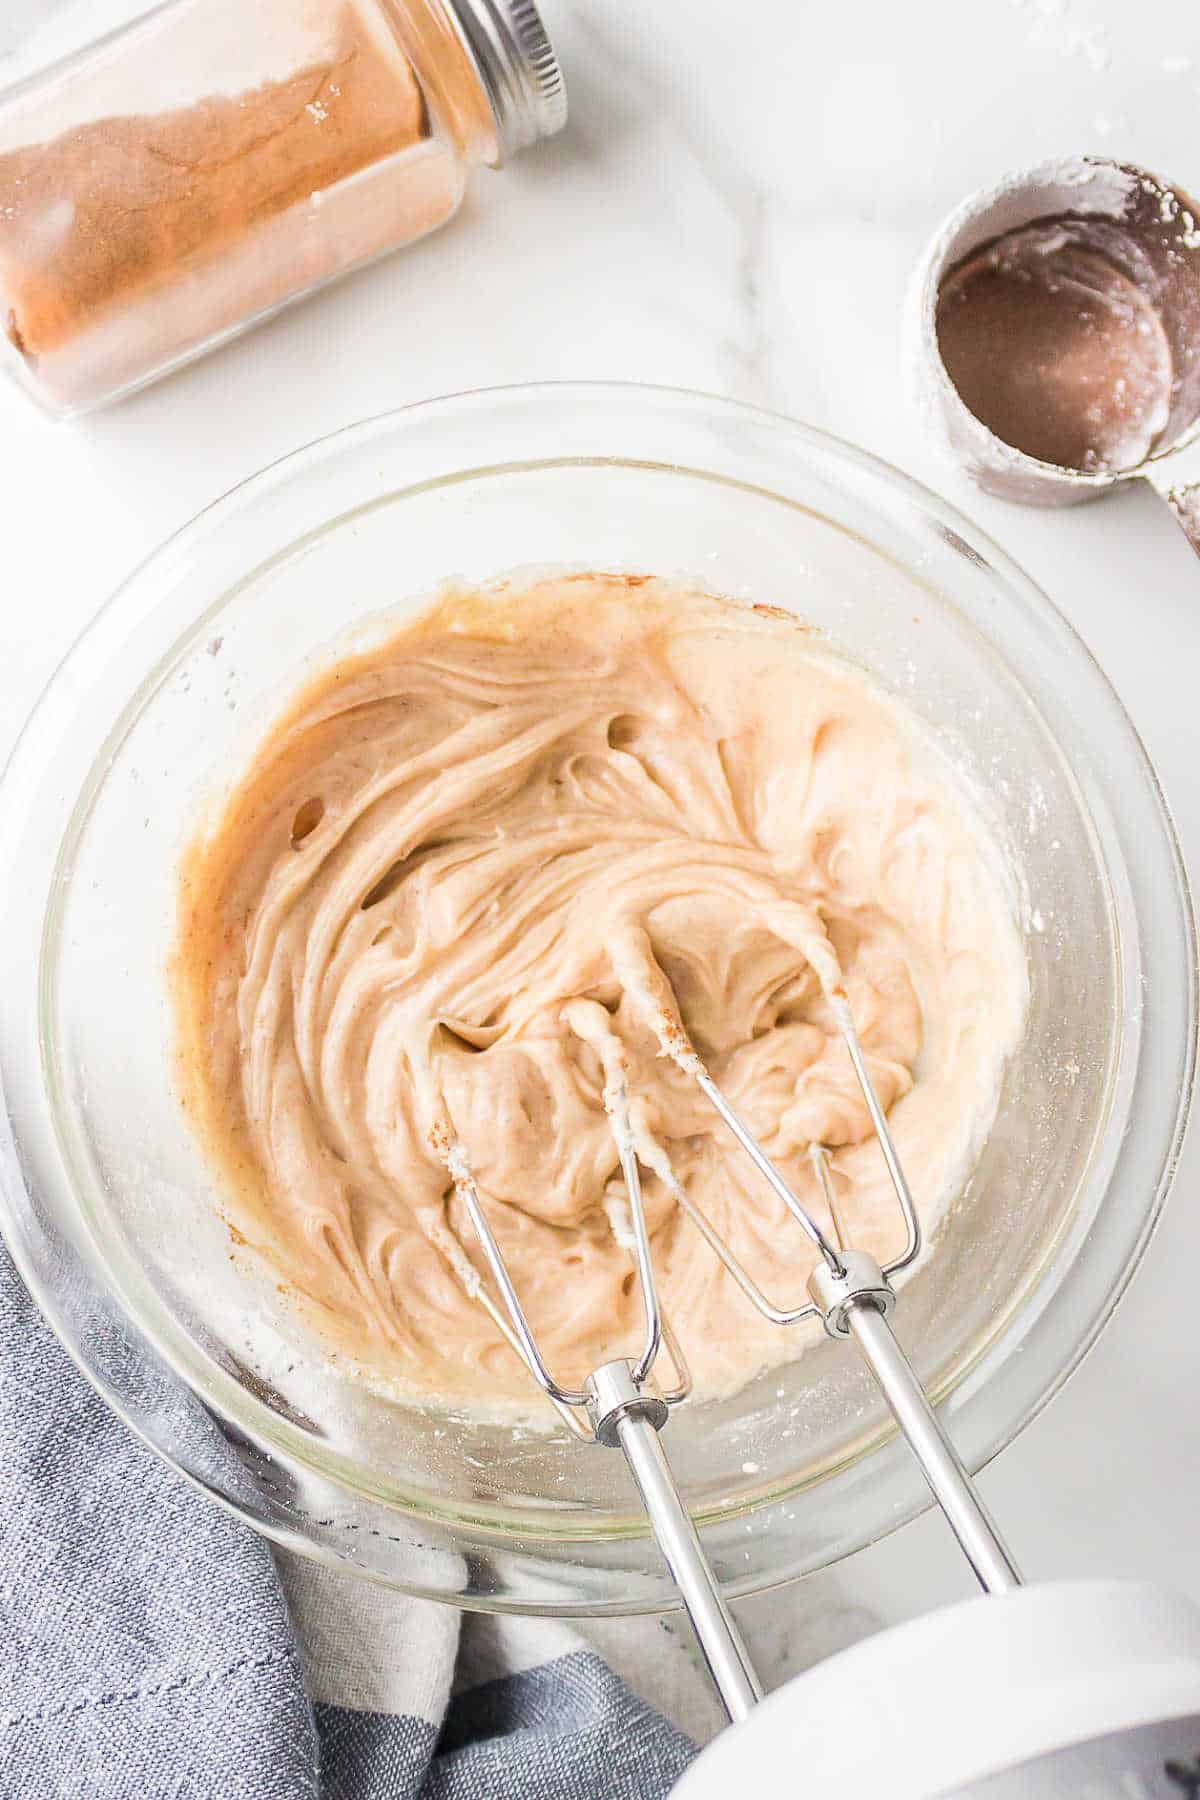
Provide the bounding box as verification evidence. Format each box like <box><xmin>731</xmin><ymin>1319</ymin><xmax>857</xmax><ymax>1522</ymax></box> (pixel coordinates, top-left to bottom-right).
<box><xmin>0</xmin><ymin>384</ymin><xmax>1193</xmax><ymax>1613</ymax></box>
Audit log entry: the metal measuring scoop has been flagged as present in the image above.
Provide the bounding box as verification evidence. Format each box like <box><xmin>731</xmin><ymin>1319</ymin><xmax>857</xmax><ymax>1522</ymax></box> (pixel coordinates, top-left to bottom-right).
<box><xmin>910</xmin><ymin>157</ymin><xmax>1200</xmax><ymax>553</ymax></box>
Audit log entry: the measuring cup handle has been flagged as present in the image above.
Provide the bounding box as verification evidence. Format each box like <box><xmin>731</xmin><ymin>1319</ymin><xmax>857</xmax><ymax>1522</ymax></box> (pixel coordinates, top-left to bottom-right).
<box><xmin>1161</xmin><ymin>484</ymin><xmax>1200</xmax><ymax>557</ymax></box>
<box><xmin>1145</xmin><ymin>442</ymin><xmax>1200</xmax><ymax>559</ymax></box>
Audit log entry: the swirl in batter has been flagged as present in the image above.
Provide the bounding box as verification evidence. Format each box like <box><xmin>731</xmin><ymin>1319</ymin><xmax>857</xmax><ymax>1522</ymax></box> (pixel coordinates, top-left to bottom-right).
<box><xmin>174</xmin><ymin>574</ymin><xmax>1026</xmax><ymax>1408</ymax></box>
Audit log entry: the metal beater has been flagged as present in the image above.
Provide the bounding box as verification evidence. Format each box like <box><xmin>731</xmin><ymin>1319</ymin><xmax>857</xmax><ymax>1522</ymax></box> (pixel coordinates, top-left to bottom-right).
<box><xmin>432</xmin><ymin>982</ymin><xmax>1022</xmax><ymax>1724</ymax></box>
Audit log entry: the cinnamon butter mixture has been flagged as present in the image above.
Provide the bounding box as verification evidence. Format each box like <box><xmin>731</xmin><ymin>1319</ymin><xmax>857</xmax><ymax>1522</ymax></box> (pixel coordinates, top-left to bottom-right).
<box><xmin>174</xmin><ymin>575</ymin><xmax>1026</xmax><ymax>1408</ymax></box>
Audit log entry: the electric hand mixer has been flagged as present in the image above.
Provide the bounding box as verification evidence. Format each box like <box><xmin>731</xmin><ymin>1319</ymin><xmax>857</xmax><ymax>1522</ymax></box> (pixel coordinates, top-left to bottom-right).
<box><xmin>432</xmin><ymin>964</ymin><xmax>1200</xmax><ymax>1796</ymax></box>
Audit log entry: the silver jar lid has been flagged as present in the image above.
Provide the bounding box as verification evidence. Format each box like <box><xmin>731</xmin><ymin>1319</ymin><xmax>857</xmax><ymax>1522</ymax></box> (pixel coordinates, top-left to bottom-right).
<box><xmin>449</xmin><ymin>0</ymin><xmax>568</xmax><ymax>158</ymax></box>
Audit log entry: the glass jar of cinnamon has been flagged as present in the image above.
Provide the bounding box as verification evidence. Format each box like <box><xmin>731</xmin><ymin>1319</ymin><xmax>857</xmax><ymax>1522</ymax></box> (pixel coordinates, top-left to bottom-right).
<box><xmin>0</xmin><ymin>0</ymin><xmax>565</xmax><ymax>415</ymax></box>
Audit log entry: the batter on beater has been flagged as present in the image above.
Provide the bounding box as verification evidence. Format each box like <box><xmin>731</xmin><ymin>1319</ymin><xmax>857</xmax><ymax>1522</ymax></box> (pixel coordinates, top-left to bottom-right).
<box><xmin>174</xmin><ymin>574</ymin><xmax>1026</xmax><ymax>1408</ymax></box>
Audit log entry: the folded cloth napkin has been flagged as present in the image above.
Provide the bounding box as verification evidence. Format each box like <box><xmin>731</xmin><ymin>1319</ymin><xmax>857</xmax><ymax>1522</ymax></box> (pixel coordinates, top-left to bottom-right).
<box><xmin>0</xmin><ymin>1242</ymin><xmax>695</xmax><ymax>1799</ymax></box>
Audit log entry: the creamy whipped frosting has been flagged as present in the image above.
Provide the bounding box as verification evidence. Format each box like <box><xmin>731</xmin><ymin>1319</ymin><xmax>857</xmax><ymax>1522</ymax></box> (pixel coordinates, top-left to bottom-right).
<box><xmin>174</xmin><ymin>574</ymin><xmax>1027</xmax><ymax>1409</ymax></box>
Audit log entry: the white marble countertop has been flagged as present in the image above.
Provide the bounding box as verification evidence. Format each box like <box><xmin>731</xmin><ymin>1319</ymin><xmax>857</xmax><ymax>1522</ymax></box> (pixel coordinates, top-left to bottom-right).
<box><xmin>2</xmin><ymin>0</ymin><xmax>1198</xmax><ymax>1750</ymax></box>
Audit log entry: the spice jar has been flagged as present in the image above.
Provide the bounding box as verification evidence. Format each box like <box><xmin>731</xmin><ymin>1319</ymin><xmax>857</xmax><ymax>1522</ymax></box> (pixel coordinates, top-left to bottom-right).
<box><xmin>0</xmin><ymin>0</ymin><xmax>565</xmax><ymax>415</ymax></box>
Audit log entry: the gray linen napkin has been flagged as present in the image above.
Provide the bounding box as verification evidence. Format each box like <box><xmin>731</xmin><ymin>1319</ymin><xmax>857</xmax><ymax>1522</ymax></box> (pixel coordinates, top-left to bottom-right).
<box><xmin>0</xmin><ymin>1243</ymin><xmax>695</xmax><ymax>1798</ymax></box>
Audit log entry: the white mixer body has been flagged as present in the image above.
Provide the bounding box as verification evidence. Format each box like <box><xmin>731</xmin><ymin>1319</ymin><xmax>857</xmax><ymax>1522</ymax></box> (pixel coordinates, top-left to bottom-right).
<box><xmin>674</xmin><ymin>1580</ymin><xmax>1200</xmax><ymax>1798</ymax></box>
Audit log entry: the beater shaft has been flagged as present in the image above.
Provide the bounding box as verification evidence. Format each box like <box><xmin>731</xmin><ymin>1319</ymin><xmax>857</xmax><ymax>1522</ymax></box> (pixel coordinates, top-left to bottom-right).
<box><xmin>807</xmin><ymin>1156</ymin><xmax>1023</xmax><ymax>1594</ymax></box>
<box><xmin>587</xmin><ymin>1360</ymin><xmax>762</xmax><ymax>1721</ymax></box>
<box><xmin>841</xmin><ymin>1298</ymin><xmax>1022</xmax><ymax>1593</ymax></box>
<box><xmin>618</xmin><ymin>1417</ymin><xmax>762</xmax><ymax>1720</ymax></box>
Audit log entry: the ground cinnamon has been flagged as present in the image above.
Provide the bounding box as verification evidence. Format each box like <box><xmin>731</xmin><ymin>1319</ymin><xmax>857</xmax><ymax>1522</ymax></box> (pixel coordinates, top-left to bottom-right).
<box><xmin>0</xmin><ymin>1</ymin><xmax>457</xmax><ymax>410</ymax></box>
